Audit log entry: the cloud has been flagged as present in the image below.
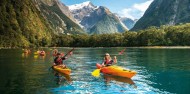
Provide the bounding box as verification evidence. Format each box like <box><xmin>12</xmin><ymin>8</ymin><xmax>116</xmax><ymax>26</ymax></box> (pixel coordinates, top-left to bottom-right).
<box><xmin>119</xmin><ymin>0</ymin><xmax>153</xmax><ymax>20</ymax></box>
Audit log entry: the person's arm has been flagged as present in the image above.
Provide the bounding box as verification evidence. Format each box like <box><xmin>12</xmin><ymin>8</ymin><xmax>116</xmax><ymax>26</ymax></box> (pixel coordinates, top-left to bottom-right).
<box><xmin>102</xmin><ymin>60</ymin><xmax>105</xmax><ymax>66</ymax></box>
<box><xmin>61</xmin><ymin>51</ymin><xmax>73</xmax><ymax>60</ymax></box>
<box><xmin>64</xmin><ymin>52</ymin><xmax>72</xmax><ymax>59</ymax></box>
<box><xmin>113</xmin><ymin>56</ymin><xmax>117</xmax><ymax>64</ymax></box>
<box><xmin>61</xmin><ymin>56</ymin><xmax>67</xmax><ymax>60</ymax></box>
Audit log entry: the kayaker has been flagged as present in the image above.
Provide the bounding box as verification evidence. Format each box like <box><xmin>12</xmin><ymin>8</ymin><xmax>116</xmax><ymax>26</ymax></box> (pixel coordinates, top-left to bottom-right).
<box><xmin>39</xmin><ymin>50</ymin><xmax>46</xmax><ymax>56</ymax></box>
<box><xmin>53</xmin><ymin>53</ymin><xmax>67</xmax><ymax>68</ymax></box>
<box><xmin>53</xmin><ymin>49</ymin><xmax>58</xmax><ymax>56</ymax></box>
<box><xmin>102</xmin><ymin>53</ymin><xmax>117</xmax><ymax>66</ymax></box>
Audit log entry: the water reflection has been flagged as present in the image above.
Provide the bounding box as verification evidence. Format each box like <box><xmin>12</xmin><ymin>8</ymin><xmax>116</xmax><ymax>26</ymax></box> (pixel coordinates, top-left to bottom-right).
<box><xmin>103</xmin><ymin>74</ymin><xmax>137</xmax><ymax>88</ymax></box>
<box><xmin>33</xmin><ymin>54</ymin><xmax>39</xmax><ymax>59</ymax></box>
<box><xmin>53</xmin><ymin>71</ymin><xmax>72</xmax><ymax>85</ymax></box>
<box><xmin>22</xmin><ymin>53</ymin><xmax>29</xmax><ymax>58</ymax></box>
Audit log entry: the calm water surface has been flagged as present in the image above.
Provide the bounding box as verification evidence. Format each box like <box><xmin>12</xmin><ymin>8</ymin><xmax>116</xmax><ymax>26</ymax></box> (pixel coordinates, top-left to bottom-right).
<box><xmin>0</xmin><ymin>48</ymin><xmax>190</xmax><ymax>94</ymax></box>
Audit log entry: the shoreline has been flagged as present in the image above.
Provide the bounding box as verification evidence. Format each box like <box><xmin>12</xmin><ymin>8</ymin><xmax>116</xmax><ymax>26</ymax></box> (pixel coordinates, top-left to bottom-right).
<box><xmin>1</xmin><ymin>46</ymin><xmax>190</xmax><ymax>49</ymax></box>
<box><xmin>126</xmin><ymin>46</ymin><xmax>190</xmax><ymax>49</ymax></box>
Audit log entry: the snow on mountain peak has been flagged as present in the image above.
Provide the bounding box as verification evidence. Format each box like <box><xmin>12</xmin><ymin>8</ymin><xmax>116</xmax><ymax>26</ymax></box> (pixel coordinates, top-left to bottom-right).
<box><xmin>69</xmin><ymin>1</ymin><xmax>96</xmax><ymax>11</ymax></box>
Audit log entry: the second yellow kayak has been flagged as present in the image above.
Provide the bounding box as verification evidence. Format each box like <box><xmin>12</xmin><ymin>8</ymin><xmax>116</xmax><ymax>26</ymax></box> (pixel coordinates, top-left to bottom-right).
<box><xmin>52</xmin><ymin>66</ymin><xmax>71</xmax><ymax>75</ymax></box>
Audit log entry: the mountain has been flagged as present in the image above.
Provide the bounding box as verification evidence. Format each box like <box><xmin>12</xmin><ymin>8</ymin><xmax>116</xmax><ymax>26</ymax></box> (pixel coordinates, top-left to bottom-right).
<box><xmin>132</xmin><ymin>0</ymin><xmax>190</xmax><ymax>31</ymax></box>
<box><xmin>69</xmin><ymin>1</ymin><xmax>97</xmax><ymax>23</ymax></box>
<box><xmin>81</xmin><ymin>6</ymin><xmax>128</xmax><ymax>34</ymax></box>
<box><xmin>34</xmin><ymin>0</ymin><xmax>85</xmax><ymax>34</ymax></box>
<box><xmin>120</xmin><ymin>17</ymin><xmax>136</xmax><ymax>30</ymax></box>
<box><xmin>0</xmin><ymin>0</ymin><xmax>86</xmax><ymax>47</ymax></box>
<box><xmin>69</xmin><ymin>1</ymin><xmax>128</xmax><ymax>34</ymax></box>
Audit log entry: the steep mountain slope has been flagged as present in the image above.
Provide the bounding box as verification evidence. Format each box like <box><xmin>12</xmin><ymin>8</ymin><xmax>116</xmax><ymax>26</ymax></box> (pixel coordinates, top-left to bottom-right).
<box><xmin>120</xmin><ymin>17</ymin><xmax>136</xmax><ymax>30</ymax></box>
<box><xmin>0</xmin><ymin>0</ymin><xmax>86</xmax><ymax>47</ymax></box>
<box><xmin>0</xmin><ymin>0</ymin><xmax>53</xmax><ymax>47</ymax></box>
<box><xmin>132</xmin><ymin>0</ymin><xmax>190</xmax><ymax>31</ymax></box>
<box><xmin>34</xmin><ymin>0</ymin><xmax>85</xmax><ymax>34</ymax></box>
<box><xmin>69</xmin><ymin>2</ymin><xmax>127</xmax><ymax>34</ymax></box>
<box><xmin>81</xmin><ymin>6</ymin><xmax>127</xmax><ymax>34</ymax></box>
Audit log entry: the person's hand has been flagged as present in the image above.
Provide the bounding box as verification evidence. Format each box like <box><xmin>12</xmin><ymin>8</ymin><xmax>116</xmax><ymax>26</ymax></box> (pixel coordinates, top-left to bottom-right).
<box><xmin>69</xmin><ymin>52</ymin><xmax>73</xmax><ymax>55</ymax></box>
<box><xmin>113</xmin><ymin>56</ymin><xmax>117</xmax><ymax>64</ymax></box>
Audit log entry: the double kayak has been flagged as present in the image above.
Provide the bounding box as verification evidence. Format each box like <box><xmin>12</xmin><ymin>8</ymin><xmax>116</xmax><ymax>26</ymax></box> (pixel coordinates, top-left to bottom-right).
<box><xmin>96</xmin><ymin>63</ymin><xmax>136</xmax><ymax>78</ymax></box>
<box><xmin>52</xmin><ymin>66</ymin><xmax>71</xmax><ymax>75</ymax></box>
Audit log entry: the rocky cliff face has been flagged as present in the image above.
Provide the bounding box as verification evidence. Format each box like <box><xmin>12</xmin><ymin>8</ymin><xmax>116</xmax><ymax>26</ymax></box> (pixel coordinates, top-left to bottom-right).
<box><xmin>132</xmin><ymin>0</ymin><xmax>190</xmax><ymax>31</ymax></box>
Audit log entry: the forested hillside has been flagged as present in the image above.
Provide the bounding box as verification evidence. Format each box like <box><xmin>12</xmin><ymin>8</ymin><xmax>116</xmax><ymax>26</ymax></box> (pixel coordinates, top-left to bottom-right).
<box><xmin>0</xmin><ymin>0</ymin><xmax>53</xmax><ymax>47</ymax></box>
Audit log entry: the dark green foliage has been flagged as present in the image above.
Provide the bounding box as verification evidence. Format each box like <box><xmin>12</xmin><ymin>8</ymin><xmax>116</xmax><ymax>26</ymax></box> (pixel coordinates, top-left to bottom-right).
<box><xmin>137</xmin><ymin>27</ymin><xmax>166</xmax><ymax>46</ymax></box>
<box><xmin>52</xmin><ymin>23</ymin><xmax>190</xmax><ymax>47</ymax></box>
<box><xmin>0</xmin><ymin>0</ymin><xmax>53</xmax><ymax>48</ymax></box>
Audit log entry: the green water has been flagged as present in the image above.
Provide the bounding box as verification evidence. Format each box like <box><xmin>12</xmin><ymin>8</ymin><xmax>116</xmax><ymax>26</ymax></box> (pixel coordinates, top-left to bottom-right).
<box><xmin>0</xmin><ymin>48</ymin><xmax>190</xmax><ymax>94</ymax></box>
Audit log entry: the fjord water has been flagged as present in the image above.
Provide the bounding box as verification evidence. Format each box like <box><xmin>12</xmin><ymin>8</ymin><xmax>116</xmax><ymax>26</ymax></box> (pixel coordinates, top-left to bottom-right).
<box><xmin>0</xmin><ymin>48</ymin><xmax>190</xmax><ymax>94</ymax></box>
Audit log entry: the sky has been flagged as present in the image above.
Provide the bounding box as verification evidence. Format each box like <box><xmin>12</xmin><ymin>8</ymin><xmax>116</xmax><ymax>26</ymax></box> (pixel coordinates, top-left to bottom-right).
<box><xmin>60</xmin><ymin>0</ymin><xmax>154</xmax><ymax>20</ymax></box>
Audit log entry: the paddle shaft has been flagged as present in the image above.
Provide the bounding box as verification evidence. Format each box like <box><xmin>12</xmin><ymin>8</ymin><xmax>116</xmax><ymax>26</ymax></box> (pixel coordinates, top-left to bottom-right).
<box><xmin>119</xmin><ymin>48</ymin><xmax>126</xmax><ymax>54</ymax></box>
<box><xmin>63</xmin><ymin>48</ymin><xmax>75</xmax><ymax>58</ymax></box>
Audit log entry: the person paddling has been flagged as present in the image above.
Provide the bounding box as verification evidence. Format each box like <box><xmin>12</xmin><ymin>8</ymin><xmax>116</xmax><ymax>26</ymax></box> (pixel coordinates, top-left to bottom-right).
<box><xmin>102</xmin><ymin>53</ymin><xmax>117</xmax><ymax>67</ymax></box>
<box><xmin>53</xmin><ymin>51</ymin><xmax>72</xmax><ymax>67</ymax></box>
<box><xmin>53</xmin><ymin>53</ymin><xmax>67</xmax><ymax>68</ymax></box>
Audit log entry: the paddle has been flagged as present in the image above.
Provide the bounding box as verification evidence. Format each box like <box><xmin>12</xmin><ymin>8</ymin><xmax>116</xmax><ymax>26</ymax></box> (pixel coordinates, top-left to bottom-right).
<box><xmin>119</xmin><ymin>48</ymin><xmax>126</xmax><ymax>55</ymax></box>
<box><xmin>91</xmin><ymin>63</ymin><xmax>105</xmax><ymax>77</ymax></box>
<box><xmin>91</xmin><ymin>69</ymin><xmax>101</xmax><ymax>77</ymax></box>
<box><xmin>63</xmin><ymin>48</ymin><xmax>75</xmax><ymax>58</ymax></box>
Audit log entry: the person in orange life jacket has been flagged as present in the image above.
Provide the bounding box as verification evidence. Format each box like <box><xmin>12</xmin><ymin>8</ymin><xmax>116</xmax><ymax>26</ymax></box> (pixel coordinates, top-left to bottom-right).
<box><xmin>102</xmin><ymin>53</ymin><xmax>117</xmax><ymax>67</ymax></box>
<box><xmin>53</xmin><ymin>53</ymin><xmax>67</xmax><ymax>68</ymax></box>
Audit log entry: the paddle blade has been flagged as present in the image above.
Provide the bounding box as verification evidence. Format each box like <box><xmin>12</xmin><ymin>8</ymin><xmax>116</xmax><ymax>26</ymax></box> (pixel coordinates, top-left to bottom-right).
<box><xmin>91</xmin><ymin>69</ymin><xmax>101</xmax><ymax>77</ymax></box>
<box><xmin>119</xmin><ymin>48</ymin><xmax>126</xmax><ymax>55</ymax></box>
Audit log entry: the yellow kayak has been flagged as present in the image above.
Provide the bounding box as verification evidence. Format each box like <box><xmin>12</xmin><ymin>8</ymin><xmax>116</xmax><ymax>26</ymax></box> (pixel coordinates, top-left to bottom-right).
<box><xmin>96</xmin><ymin>63</ymin><xmax>136</xmax><ymax>78</ymax></box>
<box><xmin>52</xmin><ymin>66</ymin><xmax>71</xmax><ymax>75</ymax></box>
